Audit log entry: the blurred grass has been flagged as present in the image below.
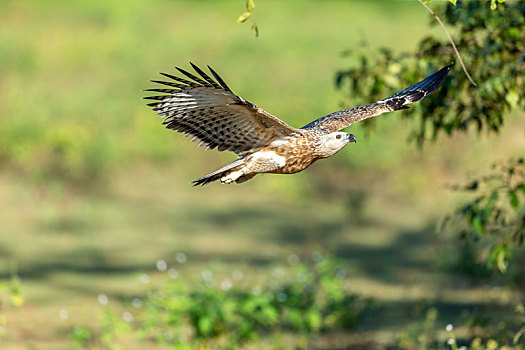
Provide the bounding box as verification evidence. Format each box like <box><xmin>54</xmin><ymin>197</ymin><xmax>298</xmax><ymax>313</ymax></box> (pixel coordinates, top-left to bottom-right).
<box><xmin>0</xmin><ymin>0</ymin><xmax>440</xmax><ymax>184</ymax></box>
<box><xmin>0</xmin><ymin>0</ymin><xmax>524</xmax><ymax>348</ymax></box>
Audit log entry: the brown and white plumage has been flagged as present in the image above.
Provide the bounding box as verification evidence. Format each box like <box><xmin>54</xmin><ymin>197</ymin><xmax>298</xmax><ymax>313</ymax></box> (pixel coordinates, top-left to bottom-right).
<box><xmin>301</xmin><ymin>63</ymin><xmax>453</xmax><ymax>132</ymax></box>
<box><xmin>145</xmin><ymin>63</ymin><xmax>299</xmax><ymax>156</ymax></box>
<box><xmin>144</xmin><ymin>63</ymin><xmax>453</xmax><ymax>185</ymax></box>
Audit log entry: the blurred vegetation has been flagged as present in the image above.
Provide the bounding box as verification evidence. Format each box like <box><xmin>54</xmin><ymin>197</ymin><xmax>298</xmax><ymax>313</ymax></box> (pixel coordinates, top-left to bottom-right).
<box><xmin>0</xmin><ymin>0</ymin><xmax>433</xmax><ymax>186</ymax></box>
<box><xmin>68</xmin><ymin>253</ymin><xmax>525</xmax><ymax>349</ymax></box>
<box><xmin>1</xmin><ymin>0</ymin><xmax>524</xmax><ymax>349</ymax></box>
<box><xmin>337</xmin><ymin>0</ymin><xmax>525</xmax><ymax>271</ymax></box>
<box><xmin>70</xmin><ymin>255</ymin><xmax>372</xmax><ymax>349</ymax></box>
<box><xmin>445</xmin><ymin>158</ymin><xmax>525</xmax><ymax>274</ymax></box>
<box><xmin>334</xmin><ymin>0</ymin><xmax>525</xmax><ymax>348</ymax></box>
<box><xmin>395</xmin><ymin>305</ymin><xmax>525</xmax><ymax>350</ymax></box>
<box><xmin>336</xmin><ymin>0</ymin><xmax>524</xmax><ymax>144</ymax></box>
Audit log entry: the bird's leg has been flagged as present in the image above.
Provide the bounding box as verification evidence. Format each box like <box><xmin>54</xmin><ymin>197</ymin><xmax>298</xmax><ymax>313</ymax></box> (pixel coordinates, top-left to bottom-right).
<box><xmin>221</xmin><ymin>170</ymin><xmax>245</xmax><ymax>184</ymax></box>
<box><xmin>220</xmin><ymin>151</ymin><xmax>286</xmax><ymax>184</ymax></box>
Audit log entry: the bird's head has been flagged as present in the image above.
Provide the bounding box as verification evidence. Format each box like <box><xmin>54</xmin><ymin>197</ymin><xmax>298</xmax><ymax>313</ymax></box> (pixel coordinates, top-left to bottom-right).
<box><xmin>318</xmin><ymin>132</ymin><xmax>356</xmax><ymax>157</ymax></box>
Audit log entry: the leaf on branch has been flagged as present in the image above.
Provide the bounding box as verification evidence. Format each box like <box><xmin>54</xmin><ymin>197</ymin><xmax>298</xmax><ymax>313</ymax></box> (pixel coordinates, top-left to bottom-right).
<box><xmin>506</xmin><ymin>90</ymin><xmax>519</xmax><ymax>108</ymax></box>
<box><xmin>472</xmin><ymin>216</ymin><xmax>484</xmax><ymax>235</ymax></box>
<box><xmin>490</xmin><ymin>0</ymin><xmax>505</xmax><ymax>10</ymax></box>
<box><xmin>247</xmin><ymin>0</ymin><xmax>255</xmax><ymax>11</ymax></box>
<box><xmin>496</xmin><ymin>246</ymin><xmax>508</xmax><ymax>273</ymax></box>
<box><xmin>509</xmin><ymin>191</ymin><xmax>520</xmax><ymax>209</ymax></box>
<box><xmin>448</xmin><ymin>0</ymin><xmax>457</xmax><ymax>5</ymax></box>
<box><xmin>417</xmin><ymin>0</ymin><xmax>477</xmax><ymax>86</ymax></box>
<box><xmin>251</xmin><ymin>22</ymin><xmax>259</xmax><ymax>37</ymax></box>
<box><xmin>237</xmin><ymin>11</ymin><xmax>251</xmax><ymax>23</ymax></box>
<box><xmin>237</xmin><ymin>0</ymin><xmax>258</xmax><ymax>37</ymax></box>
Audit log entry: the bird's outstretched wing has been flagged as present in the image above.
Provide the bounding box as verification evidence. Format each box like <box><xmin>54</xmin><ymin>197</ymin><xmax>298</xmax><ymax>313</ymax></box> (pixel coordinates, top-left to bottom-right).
<box><xmin>144</xmin><ymin>63</ymin><xmax>300</xmax><ymax>155</ymax></box>
<box><xmin>301</xmin><ymin>63</ymin><xmax>454</xmax><ymax>133</ymax></box>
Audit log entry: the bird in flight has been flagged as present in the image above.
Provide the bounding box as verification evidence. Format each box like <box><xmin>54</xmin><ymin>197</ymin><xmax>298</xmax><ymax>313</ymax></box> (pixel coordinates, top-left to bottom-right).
<box><xmin>144</xmin><ymin>63</ymin><xmax>452</xmax><ymax>185</ymax></box>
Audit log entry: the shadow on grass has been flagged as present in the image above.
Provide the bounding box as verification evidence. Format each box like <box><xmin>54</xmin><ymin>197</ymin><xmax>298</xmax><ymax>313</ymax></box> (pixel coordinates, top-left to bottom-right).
<box><xmin>7</xmin><ymin>195</ymin><xmax>438</xmax><ymax>285</ymax></box>
<box><xmin>336</xmin><ymin>226</ymin><xmax>438</xmax><ymax>283</ymax></box>
<box><xmin>4</xmin><ymin>197</ymin><xmax>519</xmax><ymax>347</ymax></box>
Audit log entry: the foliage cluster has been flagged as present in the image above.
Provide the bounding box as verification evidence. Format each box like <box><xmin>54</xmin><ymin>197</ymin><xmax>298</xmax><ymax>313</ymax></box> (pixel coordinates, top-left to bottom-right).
<box><xmin>69</xmin><ymin>253</ymin><xmax>525</xmax><ymax>349</ymax></box>
<box><xmin>70</xmin><ymin>255</ymin><xmax>371</xmax><ymax>349</ymax></box>
<box><xmin>336</xmin><ymin>0</ymin><xmax>524</xmax><ymax>144</ymax></box>
<box><xmin>444</xmin><ymin>158</ymin><xmax>525</xmax><ymax>274</ymax></box>
<box><xmin>336</xmin><ymin>0</ymin><xmax>525</xmax><ymax>272</ymax></box>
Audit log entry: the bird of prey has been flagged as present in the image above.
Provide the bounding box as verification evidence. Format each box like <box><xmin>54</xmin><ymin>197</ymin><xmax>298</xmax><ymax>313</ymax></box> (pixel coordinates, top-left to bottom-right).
<box><xmin>144</xmin><ymin>63</ymin><xmax>452</xmax><ymax>185</ymax></box>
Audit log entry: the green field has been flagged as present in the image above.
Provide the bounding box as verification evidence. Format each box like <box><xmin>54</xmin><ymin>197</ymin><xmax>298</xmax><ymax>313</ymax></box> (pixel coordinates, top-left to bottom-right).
<box><xmin>1</xmin><ymin>0</ymin><xmax>524</xmax><ymax>348</ymax></box>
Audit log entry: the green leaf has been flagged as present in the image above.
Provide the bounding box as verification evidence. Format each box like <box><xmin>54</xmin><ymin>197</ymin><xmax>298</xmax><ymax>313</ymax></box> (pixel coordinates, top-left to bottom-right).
<box><xmin>174</xmin><ymin>342</ymin><xmax>194</xmax><ymax>350</ymax></box>
<box><xmin>514</xmin><ymin>328</ymin><xmax>524</xmax><ymax>345</ymax></box>
<box><xmin>306</xmin><ymin>310</ymin><xmax>322</xmax><ymax>331</ymax></box>
<box><xmin>486</xmin><ymin>191</ymin><xmax>499</xmax><ymax>208</ymax></box>
<box><xmin>251</xmin><ymin>22</ymin><xmax>259</xmax><ymax>37</ymax></box>
<box><xmin>509</xmin><ymin>191</ymin><xmax>519</xmax><ymax>209</ymax></box>
<box><xmin>237</xmin><ymin>11</ymin><xmax>251</xmax><ymax>23</ymax></box>
<box><xmin>260</xmin><ymin>305</ymin><xmax>278</xmax><ymax>324</ymax></box>
<box><xmin>286</xmin><ymin>309</ymin><xmax>304</xmax><ymax>330</ymax></box>
<box><xmin>505</xmin><ymin>90</ymin><xmax>519</xmax><ymax>108</ymax></box>
<box><xmin>472</xmin><ymin>215</ymin><xmax>484</xmax><ymax>234</ymax></box>
<box><xmin>247</xmin><ymin>0</ymin><xmax>256</xmax><ymax>12</ymax></box>
<box><xmin>497</xmin><ymin>248</ymin><xmax>508</xmax><ymax>273</ymax></box>
<box><xmin>69</xmin><ymin>326</ymin><xmax>93</xmax><ymax>346</ymax></box>
<box><xmin>197</xmin><ymin>316</ymin><xmax>213</xmax><ymax>336</ymax></box>
<box><xmin>448</xmin><ymin>0</ymin><xmax>457</xmax><ymax>5</ymax></box>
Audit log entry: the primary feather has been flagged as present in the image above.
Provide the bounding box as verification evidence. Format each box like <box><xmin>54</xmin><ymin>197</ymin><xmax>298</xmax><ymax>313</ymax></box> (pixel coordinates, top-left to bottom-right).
<box><xmin>301</xmin><ymin>63</ymin><xmax>454</xmax><ymax>132</ymax></box>
<box><xmin>144</xmin><ymin>63</ymin><xmax>299</xmax><ymax>155</ymax></box>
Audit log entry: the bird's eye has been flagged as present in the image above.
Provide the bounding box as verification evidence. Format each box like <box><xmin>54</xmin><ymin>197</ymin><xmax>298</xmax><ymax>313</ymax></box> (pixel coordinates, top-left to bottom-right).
<box><xmin>336</xmin><ymin>134</ymin><xmax>341</xmax><ymax>139</ymax></box>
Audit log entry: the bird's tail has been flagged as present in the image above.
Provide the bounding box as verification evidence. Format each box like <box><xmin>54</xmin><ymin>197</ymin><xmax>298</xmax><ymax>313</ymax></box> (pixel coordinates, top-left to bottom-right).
<box><xmin>192</xmin><ymin>158</ymin><xmax>245</xmax><ymax>186</ymax></box>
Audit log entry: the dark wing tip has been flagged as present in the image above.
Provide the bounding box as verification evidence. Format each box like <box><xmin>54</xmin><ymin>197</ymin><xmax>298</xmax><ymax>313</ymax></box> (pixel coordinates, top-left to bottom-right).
<box><xmin>379</xmin><ymin>63</ymin><xmax>453</xmax><ymax>112</ymax></box>
<box><xmin>427</xmin><ymin>63</ymin><xmax>454</xmax><ymax>84</ymax></box>
<box><xmin>145</xmin><ymin>64</ymin><xmax>234</xmax><ymax>100</ymax></box>
<box><xmin>391</xmin><ymin>63</ymin><xmax>453</xmax><ymax>103</ymax></box>
<box><xmin>191</xmin><ymin>177</ymin><xmax>212</xmax><ymax>186</ymax></box>
<box><xmin>189</xmin><ymin>62</ymin><xmax>221</xmax><ymax>88</ymax></box>
<box><xmin>175</xmin><ymin>66</ymin><xmax>209</xmax><ymax>86</ymax></box>
<box><xmin>439</xmin><ymin>62</ymin><xmax>455</xmax><ymax>75</ymax></box>
<box><xmin>207</xmin><ymin>65</ymin><xmax>233</xmax><ymax>92</ymax></box>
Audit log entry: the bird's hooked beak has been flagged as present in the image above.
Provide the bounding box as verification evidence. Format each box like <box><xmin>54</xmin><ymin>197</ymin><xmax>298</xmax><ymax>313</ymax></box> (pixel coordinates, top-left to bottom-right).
<box><xmin>347</xmin><ymin>134</ymin><xmax>357</xmax><ymax>143</ymax></box>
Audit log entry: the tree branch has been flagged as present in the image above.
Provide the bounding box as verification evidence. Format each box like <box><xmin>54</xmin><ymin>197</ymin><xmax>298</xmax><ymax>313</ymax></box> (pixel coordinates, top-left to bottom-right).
<box><xmin>417</xmin><ymin>0</ymin><xmax>477</xmax><ymax>86</ymax></box>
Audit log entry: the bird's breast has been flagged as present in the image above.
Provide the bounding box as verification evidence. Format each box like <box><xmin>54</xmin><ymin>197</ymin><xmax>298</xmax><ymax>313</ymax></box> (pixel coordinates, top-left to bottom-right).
<box><xmin>267</xmin><ymin>135</ymin><xmax>321</xmax><ymax>174</ymax></box>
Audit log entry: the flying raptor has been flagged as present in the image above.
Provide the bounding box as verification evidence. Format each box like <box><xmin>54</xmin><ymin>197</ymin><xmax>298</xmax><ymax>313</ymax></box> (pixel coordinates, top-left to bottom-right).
<box><xmin>144</xmin><ymin>63</ymin><xmax>452</xmax><ymax>185</ymax></box>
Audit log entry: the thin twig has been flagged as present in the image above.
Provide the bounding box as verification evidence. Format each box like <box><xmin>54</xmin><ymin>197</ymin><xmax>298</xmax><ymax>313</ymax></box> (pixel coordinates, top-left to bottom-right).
<box><xmin>417</xmin><ymin>0</ymin><xmax>477</xmax><ymax>86</ymax></box>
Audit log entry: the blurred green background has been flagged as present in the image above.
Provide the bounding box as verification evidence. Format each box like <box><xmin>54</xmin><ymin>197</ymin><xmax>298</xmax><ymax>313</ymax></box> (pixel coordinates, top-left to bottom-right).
<box><xmin>1</xmin><ymin>0</ymin><xmax>524</xmax><ymax>348</ymax></box>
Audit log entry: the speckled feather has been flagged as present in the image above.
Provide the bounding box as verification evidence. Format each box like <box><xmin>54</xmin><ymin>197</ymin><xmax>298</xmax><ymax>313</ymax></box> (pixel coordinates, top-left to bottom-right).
<box><xmin>144</xmin><ymin>63</ymin><xmax>300</xmax><ymax>155</ymax></box>
<box><xmin>301</xmin><ymin>63</ymin><xmax>454</xmax><ymax>133</ymax></box>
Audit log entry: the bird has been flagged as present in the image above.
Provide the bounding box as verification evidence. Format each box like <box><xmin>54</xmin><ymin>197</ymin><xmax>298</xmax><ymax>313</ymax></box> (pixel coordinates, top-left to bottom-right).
<box><xmin>144</xmin><ymin>62</ymin><xmax>453</xmax><ymax>186</ymax></box>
